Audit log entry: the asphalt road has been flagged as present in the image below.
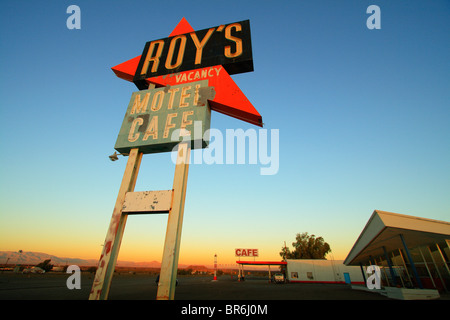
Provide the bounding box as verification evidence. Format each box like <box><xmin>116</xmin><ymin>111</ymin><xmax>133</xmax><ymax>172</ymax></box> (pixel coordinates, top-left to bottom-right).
<box><xmin>0</xmin><ymin>272</ymin><xmax>392</xmax><ymax>300</ymax></box>
<box><xmin>3</xmin><ymin>272</ymin><xmax>448</xmax><ymax>318</ymax></box>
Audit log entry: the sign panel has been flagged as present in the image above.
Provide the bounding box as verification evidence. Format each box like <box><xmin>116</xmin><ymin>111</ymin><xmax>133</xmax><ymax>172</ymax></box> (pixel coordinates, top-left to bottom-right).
<box><xmin>115</xmin><ymin>80</ymin><xmax>211</xmax><ymax>155</ymax></box>
<box><xmin>122</xmin><ymin>190</ymin><xmax>172</xmax><ymax>214</ymax></box>
<box><xmin>112</xmin><ymin>18</ymin><xmax>262</xmax><ymax>127</ymax></box>
<box><xmin>133</xmin><ymin>20</ymin><xmax>253</xmax><ymax>89</ymax></box>
<box><xmin>235</xmin><ymin>248</ymin><xmax>259</xmax><ymax>257</ymax></box>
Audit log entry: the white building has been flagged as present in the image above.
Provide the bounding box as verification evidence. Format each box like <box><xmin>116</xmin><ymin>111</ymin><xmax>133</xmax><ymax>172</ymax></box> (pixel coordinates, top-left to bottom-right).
<box><xmin>343</xmin><ymin>210</ymin><xmax>449</xmax><ymax>300</ymax></box>
<box><xmin>286</xmin><ymin>259</ymin><xmax>364</xmax><ymax>284</ymax></box>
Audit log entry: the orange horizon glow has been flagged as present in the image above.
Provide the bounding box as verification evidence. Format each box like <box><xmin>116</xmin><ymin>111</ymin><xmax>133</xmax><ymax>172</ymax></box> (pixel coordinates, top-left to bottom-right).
<box><xmin>0</xmin><ymin>243</ymin><xmax>350</xmax><ymax>268</ymax></box>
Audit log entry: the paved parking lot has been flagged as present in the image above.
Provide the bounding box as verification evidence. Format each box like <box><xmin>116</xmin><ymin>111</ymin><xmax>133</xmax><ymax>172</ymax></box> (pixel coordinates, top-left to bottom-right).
<box><xmin>3</xmin><ymin>272</ymin><xmax>448</xmax><ymax>318</ymax></box>
<box><xmin>0</xmin><ymin>272</ymin><xmax>391</xmax><ymax>300</ymax></box>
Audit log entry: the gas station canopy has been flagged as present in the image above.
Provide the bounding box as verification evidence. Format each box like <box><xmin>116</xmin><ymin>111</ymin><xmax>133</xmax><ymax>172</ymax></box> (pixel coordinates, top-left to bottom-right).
<box><xmin>344</xmin><ymin>210</ymin><xmax>450</xmax><ymax>266</ymax></box>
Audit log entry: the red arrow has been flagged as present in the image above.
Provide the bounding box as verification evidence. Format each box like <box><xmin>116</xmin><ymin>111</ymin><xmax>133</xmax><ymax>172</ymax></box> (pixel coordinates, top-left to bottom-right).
<box><xmin>111</xmin><ymin>18</ymin><xmax>263</xmax><ymax>127</ymax></box>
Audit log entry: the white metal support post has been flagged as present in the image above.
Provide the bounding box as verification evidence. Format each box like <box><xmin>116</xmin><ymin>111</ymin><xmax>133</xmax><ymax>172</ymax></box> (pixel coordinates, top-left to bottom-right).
<box><xmin>418</xmin><ymin>246</ymin><xmax>436</xmax><ymax>289</ymax></box>
<box><xmin>436</xmin><ymin>243</ymin><xmax>450</xmax><ymax>277</ymax></box>
<box><xmin>428</xmin><ymin>245</ymin><xmax>447</xmax><ymax>292</ymax></box>
<box><xmin>89</xmin><ymin>148</ymin><xmax>142</xmax><ymax>300</ymax></box>
<box><xmin>157</xmin><ymin>142</ymin><xmax>191</xmax><ymax>300</ymax></box>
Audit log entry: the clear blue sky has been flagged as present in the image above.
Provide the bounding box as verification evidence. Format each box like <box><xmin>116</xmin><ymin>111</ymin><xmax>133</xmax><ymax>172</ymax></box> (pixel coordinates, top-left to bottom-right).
<box><xmin>1</xmin><ymin>0</ymin><xmax>449</xmax><ymax>266</ymax></box>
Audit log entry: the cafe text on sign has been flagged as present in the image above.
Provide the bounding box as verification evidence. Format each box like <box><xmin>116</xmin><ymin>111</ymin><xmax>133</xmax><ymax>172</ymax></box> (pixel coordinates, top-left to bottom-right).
<box><xmin>235</xmin><ymin>248</ymin><xmax>259</xmax><ymax>257</ymax></box>
<box><xmin>114</xmin><ymin>80</ymin><xmax>212</xmax><ymax>155</ymax></box>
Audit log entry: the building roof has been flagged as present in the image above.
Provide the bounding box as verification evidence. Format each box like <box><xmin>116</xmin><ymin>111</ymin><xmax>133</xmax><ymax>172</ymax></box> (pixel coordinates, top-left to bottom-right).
<box><xmin>236</xmin><ymin>261</ymin><xmax>287</xmax><ymax>266</ymax></box>
<box><xmin>344</xmin><ymin>210</ymin><xmax>450</xmax><ymax>266</ymax></box>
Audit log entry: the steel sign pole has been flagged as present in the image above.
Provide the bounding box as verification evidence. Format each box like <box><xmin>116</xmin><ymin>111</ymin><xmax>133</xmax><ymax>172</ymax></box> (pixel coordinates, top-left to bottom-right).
<box><xmin>157</xmin><ymin>142</ymin><xmax>191</xmax><ymax>300</ymax></box>
<box><xmin>89</xmin><ymin>148</ymin><xmax>143</xmax><ymax>300</ymax></box>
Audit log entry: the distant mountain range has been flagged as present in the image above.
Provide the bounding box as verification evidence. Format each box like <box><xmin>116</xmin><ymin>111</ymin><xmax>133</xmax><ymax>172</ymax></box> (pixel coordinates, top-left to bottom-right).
<box><xmin>0</xmin><ymin>251</ymin><xmax>249</xmax><ymax>271</ymax></box>
<box><xmin>0</xmin><ymin>251</ymin><xmax>165</xmax><ymax>268</ymax></box>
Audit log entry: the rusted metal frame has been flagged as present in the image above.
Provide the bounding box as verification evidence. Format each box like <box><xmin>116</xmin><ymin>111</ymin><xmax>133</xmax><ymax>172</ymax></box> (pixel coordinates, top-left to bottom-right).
<box><xmin>157</xmin><ymin>142</ymin><xmax>191</xmax><ymax>300</ymax></box>
<box><xmin>89</xmin><ymin>148</ymin><xmax>143</xmax><ymax>300</ymax></box>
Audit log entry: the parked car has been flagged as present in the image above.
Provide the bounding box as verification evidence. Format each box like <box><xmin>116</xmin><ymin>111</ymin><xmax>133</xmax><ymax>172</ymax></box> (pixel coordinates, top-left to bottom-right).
<box><xmin>272</xmin><ymin>273</ymin><xmax>285</xmax><ymax>284</ymax></box>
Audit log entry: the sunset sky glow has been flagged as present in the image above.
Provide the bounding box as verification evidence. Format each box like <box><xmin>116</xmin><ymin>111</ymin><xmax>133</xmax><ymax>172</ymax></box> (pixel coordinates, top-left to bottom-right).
<box><xmin>0</xmin><ymin>1</ymin><xmax>449</xmax><ymax>267</ymax></box>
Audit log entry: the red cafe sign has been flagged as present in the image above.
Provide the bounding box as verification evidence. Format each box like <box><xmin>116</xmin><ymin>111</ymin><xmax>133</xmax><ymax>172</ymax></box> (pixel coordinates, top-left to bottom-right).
<box><xmin>235</xmin><ymin>248</ymin><xmax>259</xmax><ymax>257</ymax></box>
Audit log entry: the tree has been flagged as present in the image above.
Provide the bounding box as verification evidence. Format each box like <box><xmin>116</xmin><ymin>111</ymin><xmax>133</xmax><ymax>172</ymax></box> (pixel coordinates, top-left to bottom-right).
<box><xmin>280</xmin><ymin>232</ymin><xmax>331</xmax><ymax>260</ymax></box>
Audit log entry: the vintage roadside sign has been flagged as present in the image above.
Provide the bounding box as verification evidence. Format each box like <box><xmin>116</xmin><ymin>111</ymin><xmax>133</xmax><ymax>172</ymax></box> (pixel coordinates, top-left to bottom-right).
<box><xmin>115</xmin><ymin>80</ymin><xmax>212</xmax><ymax>155</ymax></box>
<box><xmin>91</xmin><ymin>18</ymin><xmax>261</xmax><ymax>301</ymax></box>
<box><xmin>112</xmin><ymin>18</ymin><xmax>263</xmax><ymax>127</ymax></box>
<box><xmin>133</xmin><ymin>20</ymin><xmax>253</xmax><ymax>89</ymax></box>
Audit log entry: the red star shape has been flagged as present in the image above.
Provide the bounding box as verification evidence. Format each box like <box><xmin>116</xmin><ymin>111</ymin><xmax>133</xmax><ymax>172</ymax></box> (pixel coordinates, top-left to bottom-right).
<box><xmin>111</xmin><ymin>18</ymin><xmax>263</xmax><ymax>127</ymax></box>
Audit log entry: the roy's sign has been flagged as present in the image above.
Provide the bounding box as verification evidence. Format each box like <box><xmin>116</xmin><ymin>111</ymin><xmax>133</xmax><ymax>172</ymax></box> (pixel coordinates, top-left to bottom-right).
<box><xmin>115</xmin><ymin>80</ymin><xmax>212</xmax><ymax>155</ymax></box>
<box><xmin>133</xmin><ymin>20</ymin><xmax>253</xmax><ymax>90</ymax></box>
<box><xmin>112</xmin><ymin>18</ymin><xmax>262</xmax><ymax>127</ymax></box>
